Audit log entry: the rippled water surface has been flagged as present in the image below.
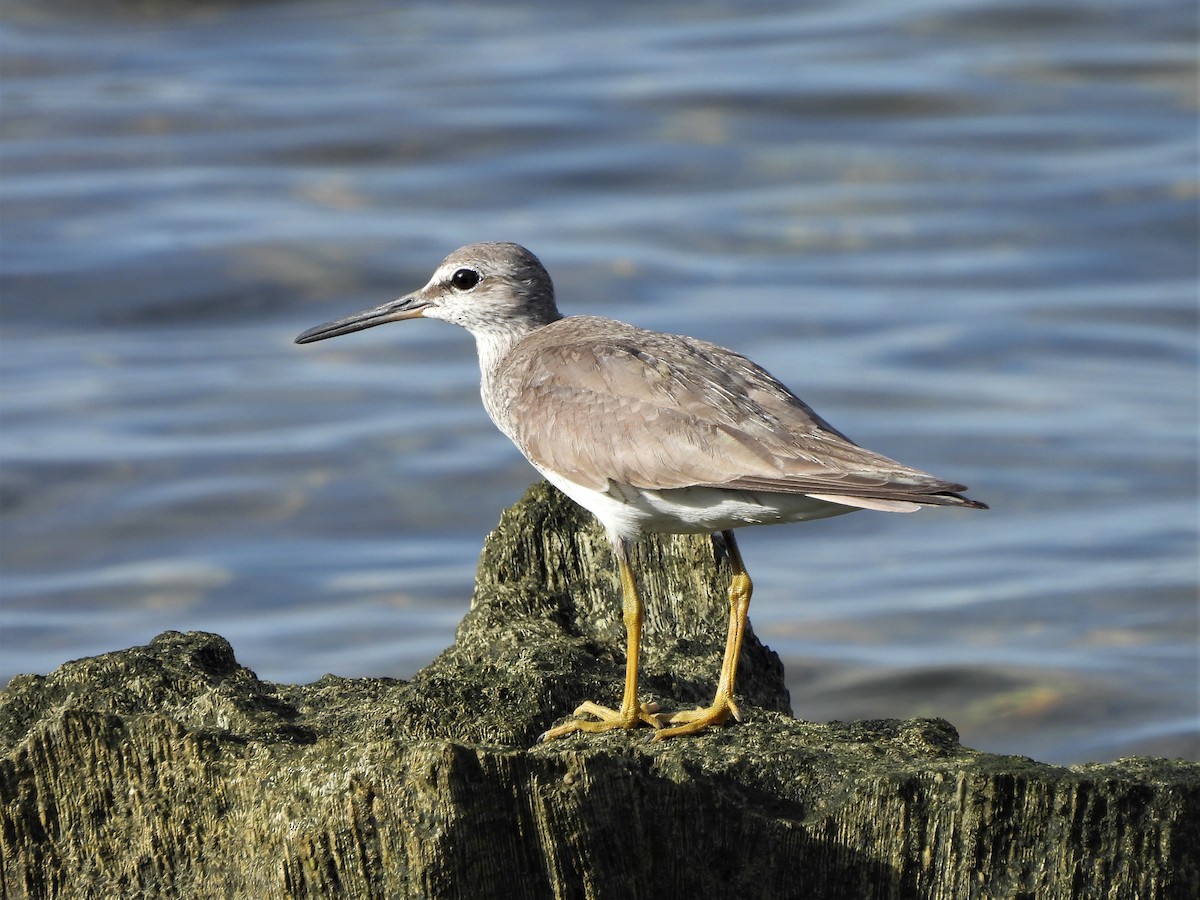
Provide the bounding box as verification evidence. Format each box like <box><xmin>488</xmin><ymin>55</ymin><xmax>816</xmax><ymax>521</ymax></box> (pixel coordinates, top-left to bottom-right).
<box><xmin>2</xmin><ymin>0</ymin><xmax>1196</xmax><ymax>765</ymax></box>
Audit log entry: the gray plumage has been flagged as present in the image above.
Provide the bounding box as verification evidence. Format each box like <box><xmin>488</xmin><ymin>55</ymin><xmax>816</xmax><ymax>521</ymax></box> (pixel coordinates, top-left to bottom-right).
<box><xmin>297</xmin><ymin>241</ymin><xmax>986</xmax><ymax>742</ymax></box>
<box><xmin>489</xmin><ymin>314</ymin><xmax>980</xmax><ymax>509</ymax></box>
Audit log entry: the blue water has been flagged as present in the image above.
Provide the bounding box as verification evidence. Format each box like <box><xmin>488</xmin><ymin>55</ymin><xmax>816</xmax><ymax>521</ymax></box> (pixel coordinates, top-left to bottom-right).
<box><xmin>1</xmin><ymin>0</ymin><xmax>1196</xmax><ymax>765</ymax></box>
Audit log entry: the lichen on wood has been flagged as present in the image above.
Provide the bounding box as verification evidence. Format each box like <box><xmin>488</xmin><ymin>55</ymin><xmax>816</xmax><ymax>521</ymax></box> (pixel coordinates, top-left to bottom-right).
<box><xmin>2</xmin><ymin>483</ymin><xmax>1196</xmax><ymax>899</ymax></box>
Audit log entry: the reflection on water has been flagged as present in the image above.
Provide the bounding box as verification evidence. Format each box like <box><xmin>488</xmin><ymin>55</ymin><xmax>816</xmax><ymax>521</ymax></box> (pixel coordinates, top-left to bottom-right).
<box><xmin>1</xmin><ymin>0</ymin><xmax>1196</xmax><ymax>764</ymax></box>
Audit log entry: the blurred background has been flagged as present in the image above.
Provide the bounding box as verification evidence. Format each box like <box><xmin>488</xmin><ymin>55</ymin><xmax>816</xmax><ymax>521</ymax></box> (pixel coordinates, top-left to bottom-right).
<box><xmin>1</xmin><ymin>0</ymin><xmax>1195</xmax><ymax>766</ymax></box>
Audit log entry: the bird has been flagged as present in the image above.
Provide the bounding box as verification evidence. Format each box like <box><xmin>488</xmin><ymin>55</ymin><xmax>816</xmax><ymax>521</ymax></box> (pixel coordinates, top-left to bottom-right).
<box><xmin>296</xmin><ymin>242</ymin><xmax>986</xmax><ymax>742</ymax></box>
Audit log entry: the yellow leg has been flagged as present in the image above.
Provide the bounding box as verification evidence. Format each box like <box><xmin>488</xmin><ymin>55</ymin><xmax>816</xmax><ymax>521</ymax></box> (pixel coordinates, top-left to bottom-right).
<box><xmin>653</xmin><ymin>530</ymin><xmax>752</xmax><ymax>741</ymax></box>
<box><xmin>540</xmin><ymin>540</ymin><xmax>664</xmax><ymax>741</ymax></box>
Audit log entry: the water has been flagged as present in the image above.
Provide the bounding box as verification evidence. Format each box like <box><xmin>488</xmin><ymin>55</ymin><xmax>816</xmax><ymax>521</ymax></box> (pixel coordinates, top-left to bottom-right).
<box><xmin>1</xmin><ymin>0</ymin><xmax>1195</xmax><ymax>766</ymax></box>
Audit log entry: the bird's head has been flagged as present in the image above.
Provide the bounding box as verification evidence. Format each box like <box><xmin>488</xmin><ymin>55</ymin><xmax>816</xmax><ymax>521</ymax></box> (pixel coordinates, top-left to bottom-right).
<box><xmin>295</xmin><ymin>242</ymin><xmax>561</xmax><ymax>345</ymax></box>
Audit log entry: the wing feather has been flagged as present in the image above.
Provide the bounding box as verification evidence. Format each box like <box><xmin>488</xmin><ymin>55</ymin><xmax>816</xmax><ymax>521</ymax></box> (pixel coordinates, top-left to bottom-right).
<box><xmin>491</xmin><ymin>317</ymin><xmax>983</xmax><ymax>509</ymax></box>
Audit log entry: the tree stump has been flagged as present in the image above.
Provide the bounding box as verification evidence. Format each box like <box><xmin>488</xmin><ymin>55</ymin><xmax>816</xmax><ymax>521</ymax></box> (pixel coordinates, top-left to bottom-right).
<box><xmin>2</xmin><ymin>483</ymin><xmax>1196</xmax><ymax>899</ymax></box>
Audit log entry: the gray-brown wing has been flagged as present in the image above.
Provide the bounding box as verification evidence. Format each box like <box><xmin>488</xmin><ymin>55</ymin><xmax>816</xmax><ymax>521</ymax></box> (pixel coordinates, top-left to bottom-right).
<box><xmin>493</xmin><ymin>317</ymin><xmax>975</xmax><ymax>506</ymax></box>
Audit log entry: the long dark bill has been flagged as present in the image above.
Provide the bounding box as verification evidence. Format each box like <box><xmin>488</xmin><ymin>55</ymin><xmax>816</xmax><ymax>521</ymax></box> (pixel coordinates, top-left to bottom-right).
<box><xmin>295</xmin><ymin>293</ymin><xmax>429</xmax><ymax>344</ymax></box>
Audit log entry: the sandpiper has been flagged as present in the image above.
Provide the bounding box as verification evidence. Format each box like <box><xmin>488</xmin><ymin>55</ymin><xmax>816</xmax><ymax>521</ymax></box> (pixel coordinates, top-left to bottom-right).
<box><xmin>296</xmin><ymin>242</ymin><xmax>986</xmax><ymax>741</ymax></box>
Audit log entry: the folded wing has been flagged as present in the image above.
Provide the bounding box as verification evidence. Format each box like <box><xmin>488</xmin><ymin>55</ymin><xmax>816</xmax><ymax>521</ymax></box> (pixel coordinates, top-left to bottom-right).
<box><xmin>495</xmin><ymin>317</ymin><xmax>985</xmax><ymax>511</ymax></box>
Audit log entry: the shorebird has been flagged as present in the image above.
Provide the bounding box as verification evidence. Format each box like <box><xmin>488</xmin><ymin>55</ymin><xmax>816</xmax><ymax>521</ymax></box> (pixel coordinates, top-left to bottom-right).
<box><xmin>296</xmin><ymin>242</ymin><xmax>986</xmax><ymax>741</ymax></box>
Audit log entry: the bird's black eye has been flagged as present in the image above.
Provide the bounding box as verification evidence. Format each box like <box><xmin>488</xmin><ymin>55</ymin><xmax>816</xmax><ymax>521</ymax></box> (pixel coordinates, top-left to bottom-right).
<box><xmin>450</xmin><ymin>268</ymin><xmax>480</xmax><ymax>291</ymax></box>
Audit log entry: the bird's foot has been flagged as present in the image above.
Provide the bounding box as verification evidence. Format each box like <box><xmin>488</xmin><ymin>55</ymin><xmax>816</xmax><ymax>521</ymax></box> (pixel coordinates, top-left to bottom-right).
<box><xmin>539</xmin><ymin>700</ymin><xmax>665</xmax><ymax>742</ymax></box>
<box><xmin>651</xmin><ymin>693</ymin><xmax>742</xmax><ymax>742</ymax></box>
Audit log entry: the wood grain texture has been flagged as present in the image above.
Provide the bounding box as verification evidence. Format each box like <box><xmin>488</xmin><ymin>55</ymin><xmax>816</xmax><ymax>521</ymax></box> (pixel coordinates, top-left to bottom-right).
<box><xmin>2</xmin><ymin>483</ymin><xmax>1196</xmax><ymax>899</ymax></box>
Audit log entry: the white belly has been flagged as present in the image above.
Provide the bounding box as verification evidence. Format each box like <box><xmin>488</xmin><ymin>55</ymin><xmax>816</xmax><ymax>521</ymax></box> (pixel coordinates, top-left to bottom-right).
<box><xmin>538</xmin><ymin>468</ymin><xmax>856</xmax><ymax>542</ymax></box>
